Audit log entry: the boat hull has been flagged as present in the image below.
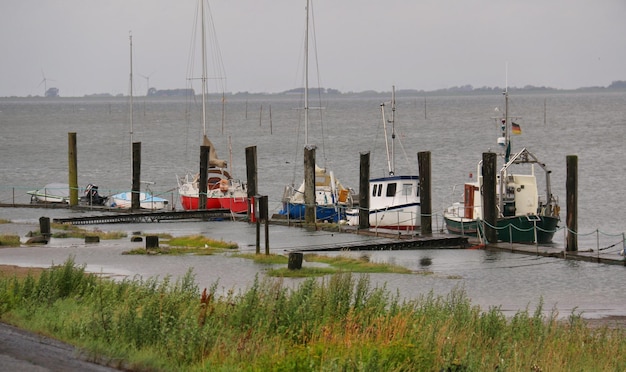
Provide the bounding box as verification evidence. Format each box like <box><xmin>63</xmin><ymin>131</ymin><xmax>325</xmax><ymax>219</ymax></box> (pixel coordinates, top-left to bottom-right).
<box><xmin>179</xmin><ymin>195</ymin><xmax>222</xmax><ymax>210</ymax></box>
<box><xmin>109</xmin><ymin>192</ymin><xmax>169</xmax><ymax>210</ymax></box>
<box><xmin>444</xmin><ymin>215</ymin><xmax>559</xmax><ymax>244</ymax></box>
<box><xmin>280</xmin><ymin>203</ymin><xmax>346</xmax><ymax>223</ymax></box>
<box><xmin>346</xmin><ymin>204</ymin><xmax>420</xmax><ymax>230</ymax></box>
<box><xmin>27</xmin><ymin>183</ymin><xmax>70</xmax><ymax>204</ymax></box>
<box><xmin>218</xmin><ymin>197</ymin><xmax>249</xmax><ymax>214</ymax></box>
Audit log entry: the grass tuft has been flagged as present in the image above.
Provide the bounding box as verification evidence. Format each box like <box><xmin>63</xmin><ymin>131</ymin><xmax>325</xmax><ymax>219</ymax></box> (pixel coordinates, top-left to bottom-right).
<box><xmin>166</xmin><ymin>234</ymin><xmax>238</xmax><ymax>249</ymax></box>
<box><xmin>0</xmin><ymin>234</ymin><xmax>20</xmax><ymax>247</ymax></box>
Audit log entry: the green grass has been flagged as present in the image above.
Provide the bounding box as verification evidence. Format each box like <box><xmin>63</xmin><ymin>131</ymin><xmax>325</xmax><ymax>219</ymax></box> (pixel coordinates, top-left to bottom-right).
<box><xmin>49</xmin><ymin>223</ymin><xmax>127</xmax><ymax>239</ymax></box>
<box><xmin>123</xmin><ymin>235</ymin><xmax>239</xmax><ymax>255</ymax></box>
<box><xmin>0</xmin><ymin>234</ymin><xmax>20</xmax><ymax>247</ymax></box>
<box><xmin>0</xmin><ymin>258</ymin><xmax>624</xmax><ymax>371</ymax></box>
<box><xmin>166</xmin><ymin>234</ymin><xmax>237</xmax><ymax>249</ymax></box>
<box><xmin>304</xmin><ymin>253</ymin><xmax>413</xmax><ymax>273</ymax></box>
<box><xmin>236</xmin><ymin>252</ymin><xmax>423</xmax><ymax>277</ymax></box>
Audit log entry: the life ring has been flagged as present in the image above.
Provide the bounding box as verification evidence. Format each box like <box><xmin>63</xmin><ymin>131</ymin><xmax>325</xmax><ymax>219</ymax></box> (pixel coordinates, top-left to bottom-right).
<box><xmin>219</xmin><ymin>179</ymin><xmax>229</xmax><ymax>192</ymax></box>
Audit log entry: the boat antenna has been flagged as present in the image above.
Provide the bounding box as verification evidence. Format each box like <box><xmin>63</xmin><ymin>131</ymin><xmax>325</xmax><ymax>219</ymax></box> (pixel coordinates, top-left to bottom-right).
<box><xmin>381</xmin><ymin>93</ymin><xmax>392</xmax><ymax>176</ymax></box>
<box><xmin>503</xmin><ymin>88</ymin><xmax>510</xmax><ymax>163</ymax></box>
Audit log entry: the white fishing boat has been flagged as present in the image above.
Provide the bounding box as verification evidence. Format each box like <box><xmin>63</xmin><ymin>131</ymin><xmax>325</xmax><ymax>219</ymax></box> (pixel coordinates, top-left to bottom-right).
<box><xmin>177</xmin><ymin>0</ymin><xmax>248</xmax><ymax>213</ymax></box>
<box><xmin>443</xmin><ymin>88</ymin><xmax>560</xmax><ymax>244</ymax></box>
<box><xmin>108</xmin><ymin>191</ymin><xmax>168</xmax><ymax>210</ymax></box>
<box><xmin>27</xmin><ymin>183</ymin><xmax>70</xmax><ymax>204</ymax></box>
<box><xmin>279</xmin><ymin>0</ymin><xmax>354</xmax><ymax>223</ymax></box>
<box><xmin>28</xmin><ymin>183</ymin><xmax>108</xmax><ymax>206</ymax></box>
<box><xmin>346</xmin><ymin>87</ymin><xmax>420</xmax><ymax>230</ymax></box>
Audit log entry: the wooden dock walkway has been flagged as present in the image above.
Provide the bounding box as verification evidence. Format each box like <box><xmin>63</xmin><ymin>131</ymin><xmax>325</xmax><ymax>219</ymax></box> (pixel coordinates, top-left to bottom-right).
<box><xmin>52</xmin><ymin>209</ymin><xmax>234</xmax><ymax>225</ymax></box>
<box><xmin>477</xmin><ymin>239</ymin><xmax>626</xmax><ymax>267</ymax></box>
<box><xmin>289</xmin><ymin>233</ymin><xmax>469</xmax><ymax>252</ymax></box>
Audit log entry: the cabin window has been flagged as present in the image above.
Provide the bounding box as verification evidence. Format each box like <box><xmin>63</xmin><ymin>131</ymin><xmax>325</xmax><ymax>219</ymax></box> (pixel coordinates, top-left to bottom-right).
<box><xmin>372</xmin><ymin>184</ymin><xmax>377</xmax><ymax>197</ymax></box>
<box><xmin>377</xmin><ymin>184</ymin><xmax>382</xmax><ymax>197</ymax></box>
<box><xmin>386</xmin><ymin>183</ymin><xmax>397</xmax><ymax>197</ymax></box>
<box><xmin>402</xmin><ymin>184</ymin><xmax>412</xmax><ymax>196</ymax></box>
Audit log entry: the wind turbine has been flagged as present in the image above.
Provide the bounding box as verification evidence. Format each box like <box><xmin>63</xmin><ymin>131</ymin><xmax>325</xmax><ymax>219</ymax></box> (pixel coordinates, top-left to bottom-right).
<box><xmin>37</xmin><ymin>70</ymin><xmax>56</xmax><ymax>97</ymax></box>
<box><xmin>139</xmin><ymin>71</ymin><xmax>155</xmax><ymax>96</ymax></box>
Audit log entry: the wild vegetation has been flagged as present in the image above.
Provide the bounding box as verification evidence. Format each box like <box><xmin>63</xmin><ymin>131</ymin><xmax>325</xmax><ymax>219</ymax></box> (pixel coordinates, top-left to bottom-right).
<box><xmin>124</xmin><ymin>234</ymin><xmax>238</xmax><ymax>255</ymax></box>
<box><xmin>49</xmin><ymin>223</ymin><xmax>127</xmax><ymax>240</ymax></box>
<box><xmin>0</xmin><ymin>258</ymin><xmax>624</xmax><ymax>371</ymax></box>
<box><xmin>0</xmin><ymin>234</ymin><xmax>20</xmax><ymax>247</ymax></box>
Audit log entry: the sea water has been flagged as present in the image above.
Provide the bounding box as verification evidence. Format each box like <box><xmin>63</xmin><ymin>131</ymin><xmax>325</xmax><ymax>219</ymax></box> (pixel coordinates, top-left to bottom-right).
<box><xmin>0</xmin><ymin>91</ymin><xmax>625</xmax><ymax>318</ymax></box>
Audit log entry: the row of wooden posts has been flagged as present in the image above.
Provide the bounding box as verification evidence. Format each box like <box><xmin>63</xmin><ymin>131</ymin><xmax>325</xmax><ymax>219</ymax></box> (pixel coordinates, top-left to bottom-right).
<box><xmin>65</xmin><ymin>133</ymin><xmax>580</xmax><ymax>253</ymax></box>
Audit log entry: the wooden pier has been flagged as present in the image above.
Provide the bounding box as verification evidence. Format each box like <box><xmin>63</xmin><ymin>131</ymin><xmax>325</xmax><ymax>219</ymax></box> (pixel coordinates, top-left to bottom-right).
<box><xmin>289</xmin><ymin>234</ymin><xmax>469</xmax><ymax>252</ymax></box>
<box><xmin>52</xmin><ymin>209</ymin><xmax>234</xmax><ymax>225</ymax></box>
<box><xmin>483</xmin><ymin>240</ymin><xmax>626</xmax><ymax>267</ymax></box>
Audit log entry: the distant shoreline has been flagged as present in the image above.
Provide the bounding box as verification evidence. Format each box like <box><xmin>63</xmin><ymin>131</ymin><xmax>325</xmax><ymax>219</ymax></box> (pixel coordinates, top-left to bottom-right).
<box><xmin>3</xmin><ymin>83</ymin><xmax>626</xmax><ymax>100</ymax></box>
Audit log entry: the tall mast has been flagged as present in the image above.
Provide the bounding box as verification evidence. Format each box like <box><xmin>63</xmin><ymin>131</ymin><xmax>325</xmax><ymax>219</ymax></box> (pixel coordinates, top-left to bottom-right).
<box><xmin>304</xmin><ymin>0</ymin><xmax>310</xmax><ymax>145</ymax></box>
<box><xmin>381</xmin><ymin>101</ymin><xmax>391</xmax><ymax>175</ymax></box>
<box><xmin>390</xmin><ymin>85</ymin><xmax>396</xmax><ymax>175</ymax></box>
<box><xmin>129</xmin><ymin>32</ymin><xmax>134</xmax><ymax>174</ymax></box>
<box><xmin>201</xmin><ymin>0</ymin><xmax>208</xmax><ymax>137</ymax></box>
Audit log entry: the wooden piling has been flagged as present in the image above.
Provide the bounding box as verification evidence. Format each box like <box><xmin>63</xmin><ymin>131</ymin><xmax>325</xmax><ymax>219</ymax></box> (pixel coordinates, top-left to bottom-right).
<box><xmin>566</xmin><ymin>155</ymin><xmax>578</xmax><ymax>251</ymax></box>
<box><xmin>146</xmin><ymin>235</ymin><xmax>159</xmax><ymax>249</ymax></box>
<box><xmin>482</xmin><ymin>152</ymin><xmax>498</xmax><ymax>244</ymax></box>
<box><xmin>85</xmin><ymin>236</ymin><xmax>100</xmax><ymax>243</ymax></box>
<box><xmin>418</xmin><ymin>151</ymin><xmax>432</xmax><ymax>235</ymax></box>
<box><xmin>358</xmin><ymin>152</ymin><xmax>370</xmax><ymax>229</ymax></box>
<box><xmin>288</xmin><ymin>252</ymin><xmax>303</xmax><ymax>270</ymax></box>
<box><xmin>199</xmin><ymin>145</ymin><xmax>209</xmax><ymax>210</ymax></box>
<box><xmin>68</xmin><ymin>133</ymin><xmax>78</xmax><ymax>206</ymax></box>
<box><xmin>255</xmin><ymin>198</ymin><xmax>261</xmax><ymax>254</ymax></box>
<box><xmin>245</xmin><ymin>146</ymin><xmax>258</xmax><ymax>222</ymax></box>
<box><xmin>39</xmin><ymin>216</ymin><xmax>51</xmax><ymax>240</ymax></box>
<box><xmin>131</xmin><ymin>142</ymin><xmax>141</xmax><ymax>210</ymax></box>
<box><xmin>304</xmin><ymin>145</ymin><xmax>316</xmax><ymax>224</ymax></box>
<box><xmin>258</xmin><ymin>195</ymin><xmax>269</xmax><ymax>255</ymax></box>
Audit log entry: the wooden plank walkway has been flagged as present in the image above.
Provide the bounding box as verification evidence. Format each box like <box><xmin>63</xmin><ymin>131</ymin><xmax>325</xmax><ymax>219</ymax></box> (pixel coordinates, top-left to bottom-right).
<box><xmin>476</xmin><ymin>239</ymin><xmax>626</xmax><ymax>267</ymax></box>
<box><xmin>52</xmin><ymin>209</ymin><xmax>233</xmax><ymax>225</ymax></box>
<box><xmin>289</xmin><ymin>234</ymin><xmax>469</xmax><ymax>252</ymax></box>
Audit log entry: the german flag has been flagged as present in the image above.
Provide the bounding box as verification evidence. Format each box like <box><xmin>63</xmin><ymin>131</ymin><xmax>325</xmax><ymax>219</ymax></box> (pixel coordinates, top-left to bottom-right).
<box><xmin>511</xmin><ymin>122</ymin><xmax>522</xmax><ymax>135</ymax></box>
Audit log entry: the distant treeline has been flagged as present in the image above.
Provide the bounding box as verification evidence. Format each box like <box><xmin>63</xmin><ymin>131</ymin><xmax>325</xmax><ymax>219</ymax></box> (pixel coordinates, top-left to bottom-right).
<box><xmin>78</xmin><ymin>80</ymin><xmax>626</xmax><ymax>99</ymax></box>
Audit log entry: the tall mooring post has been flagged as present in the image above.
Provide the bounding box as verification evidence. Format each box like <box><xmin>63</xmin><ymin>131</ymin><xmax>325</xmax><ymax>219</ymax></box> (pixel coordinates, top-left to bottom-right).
<box><xmin>245</xmin><ymin>146</ymin><xmax>258</xmax><ymax>222</ymax></box>
<box><xmin>358</xmin><ymin>152</ymin><xmax>370</xmax><ymax>230</ymax></box>
<box><xmin>68</xmin><ymin>132</ymin><xmax>78</xmax><ymax>206</ymax></box>
<box><xmin>258</xmin><ymin>195</ymin><xmax>270</xmax><ymax>255</ymax></box>
<box><xmin>482</xmin><ymin>152</ymin><xmax>498</xmax><ymax>244</ymax></box>
<box><xmin>566</xmin><ymin>155</ymin><xmax>578</xmax><ymax>251</ymax></box>
<box><xmin>304</xmin><ymin>145</ymin><xmax>316</xmax><ymax>224</ymax></box>
<box><xmin>199</xmin><ymin>145</ymin><xmax>210</xmax><ymax>210</ymax></box>
<box><xmin>131</xmin><ymin>142</ymin><xmax>141</xmax><ymax>210</ymax></box>
<box><xmin>418</xmin><ymin>151</ymin><xmax>432</xmax><ymax>235</ymax></box>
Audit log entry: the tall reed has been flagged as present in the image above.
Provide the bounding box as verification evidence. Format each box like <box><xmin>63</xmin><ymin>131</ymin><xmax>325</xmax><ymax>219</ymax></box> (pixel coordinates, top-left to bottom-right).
<box><xmin>0</xmin><ymin>258</ymin><xmax>624</xmax><ymax>371</ymax></box>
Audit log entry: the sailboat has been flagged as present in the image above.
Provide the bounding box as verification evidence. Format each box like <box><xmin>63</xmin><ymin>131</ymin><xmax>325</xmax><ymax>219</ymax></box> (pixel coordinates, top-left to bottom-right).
<box><xmin>108</xmin><ymin>33</ymin><xmax>169</xmax><ymax>211</ymax></box>
<box><xmin>177</xmin><ymin>0</ymin><xmax>248</xmax><ymax>213</ymax></box>
<box><xmin>443</xmin><ymin>88</ymin><xmax>560</xmax><ymax>244</ymax></box>
<box><xmin>278</xmin><ymin>0</ymin><xmax>353</xmax><ymax>223</ymax></box>
<box><xmin>346</xmin><ymin>87</ymin><xmax>421</xmax><ymax>230</ymax></box>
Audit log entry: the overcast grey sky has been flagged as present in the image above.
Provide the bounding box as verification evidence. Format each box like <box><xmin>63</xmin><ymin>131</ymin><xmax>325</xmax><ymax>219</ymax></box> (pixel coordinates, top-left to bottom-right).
<box><xmin>1</xmin><ymin>0</ymin><xmax>624</xmax><ymax>97</ymax></box>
